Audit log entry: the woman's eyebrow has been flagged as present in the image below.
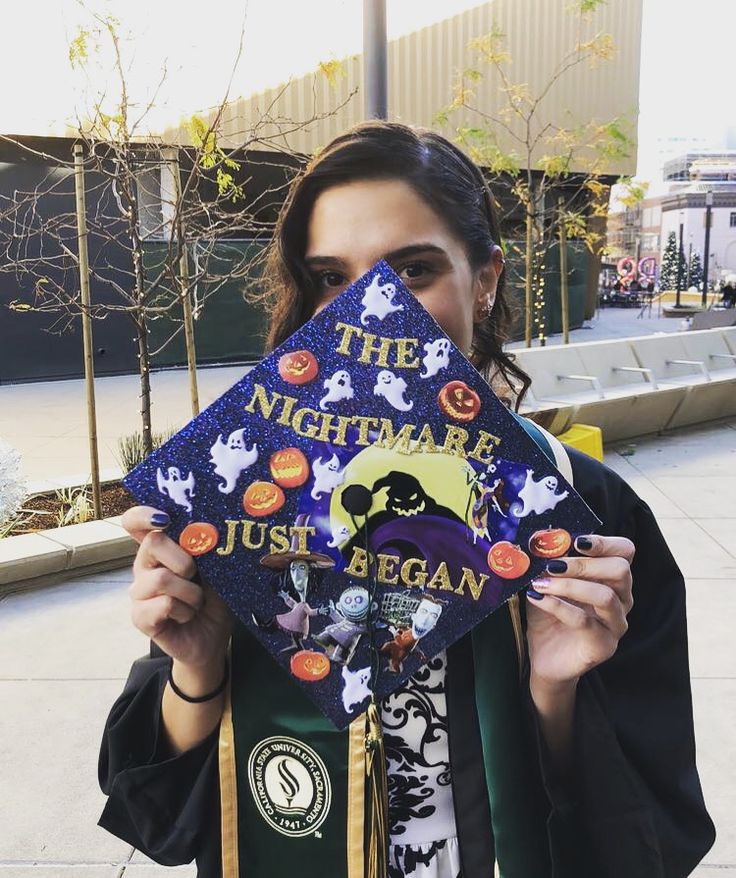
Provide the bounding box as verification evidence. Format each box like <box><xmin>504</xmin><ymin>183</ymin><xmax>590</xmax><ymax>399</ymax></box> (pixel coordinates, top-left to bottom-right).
<box><xmin>305</xmin><ymin>243</ymin><xmax>448</xmax><ymax>269</ymax></box>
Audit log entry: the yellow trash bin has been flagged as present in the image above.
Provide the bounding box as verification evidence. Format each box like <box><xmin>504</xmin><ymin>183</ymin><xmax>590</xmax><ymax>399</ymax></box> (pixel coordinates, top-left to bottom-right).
<box><xmin>557</xmin><ymin>423</ymin><xmax>604</xmax><ymax>462</ymax></box>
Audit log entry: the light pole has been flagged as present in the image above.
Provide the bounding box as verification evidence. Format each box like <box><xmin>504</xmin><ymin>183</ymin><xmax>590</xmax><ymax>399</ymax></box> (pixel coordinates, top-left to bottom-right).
<box><xmin>702</xmin><ymin>190</ymin><xmax>713</xmax><ymax>307</ymax></box>
<box><xmin>363</xmin><ymin>0</ymin><xmax>387</xmax><ymax>120</ymax></box>
<box><xmin>676</xmin><ymin>212</ymin><xmax>685</xmax><ymax>308</ymax></box>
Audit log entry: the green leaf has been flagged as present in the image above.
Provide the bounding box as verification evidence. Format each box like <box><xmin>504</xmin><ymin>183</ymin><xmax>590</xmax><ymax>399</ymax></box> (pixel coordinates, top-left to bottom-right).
<box><xmin>68</xmin><ymin>28</ymin><xmax>90</xmax><ymax>69</ymax></box>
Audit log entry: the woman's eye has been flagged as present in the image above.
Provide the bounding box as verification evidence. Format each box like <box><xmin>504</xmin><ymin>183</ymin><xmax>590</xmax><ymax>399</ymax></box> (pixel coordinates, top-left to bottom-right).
<box><xmin>398</xmin><ymin>262</ymin><xmax>431</xmax><ymax>284</ymax></box>
<box><xmin>316</xmin><ymin>271</ymin><xmax>345</xmax><ymax>290</ymax></box>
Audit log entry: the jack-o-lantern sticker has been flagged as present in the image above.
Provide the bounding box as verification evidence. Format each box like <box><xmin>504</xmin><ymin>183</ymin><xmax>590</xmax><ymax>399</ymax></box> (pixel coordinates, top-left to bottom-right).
<box><xmin>528</xmin><ymin>527</ymin><xmax>572</xmax><ymax>559</ymax></box>
<box><xmin>487</xmin><ymin>540</ymin><xmax>531</xmax><ymax>579</ymax></box>
<box><xmin>278</xmin><ymin>350</ymin><xmax>319</xmax><ymax>385</ymax></box>
<box><xmin>243</xmin><ymin>481</ymin><xmax>286</xmax><ymax>517</ymax></box>
<box><xmin>269</xmin><ymin>447</ymin><xmax>309</xmax><ymax>489</ymax></box>
<box><xmin>437</xmin><ymin>380</ymin><xmax>481</xmax><ymax>423</ymax></box>
<box><xmin>179</xmin><ymin>522</ymin><xmax>219</xmax><ymax>556</ymax></box>
<box><xmin>290</xmin><ymin>650</ymin><xmax>331</xmax><ymax>682</ymax></box>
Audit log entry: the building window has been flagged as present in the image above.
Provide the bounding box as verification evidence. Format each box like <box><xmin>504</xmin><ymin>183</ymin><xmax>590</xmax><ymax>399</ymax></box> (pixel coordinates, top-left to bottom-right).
<box><xmin>730</xmin><ymin>212</ymin><xmax>736</xmax><ymax>228</ymax></box>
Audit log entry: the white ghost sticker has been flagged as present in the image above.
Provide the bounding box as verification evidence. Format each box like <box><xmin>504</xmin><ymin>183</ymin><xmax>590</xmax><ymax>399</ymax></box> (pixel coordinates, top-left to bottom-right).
<box><xmin>373</xmin><ymin>369</ymin><xmax>413</xmax><ymax>411</ymax></box>
<box><xmin>360</xmin><ymin>274</ymin><xmax>404</xmax><ymax>325</ymax></box>
<box><xmin>319</xmin><ymin>369</ymin><xmax>355</xmax><ymax>410</ymax></box>
<box><xmin>209</xmin><ymin>429</ymin><xmax>258</xmax><ymax>494</ymax></box>
<box><xmin>327</xmin><ymin>523</ymin><xmax>350</xmax><ymax>548</ymax></box>
<box><xmin>311</xmin><ymin>453</ymin><xmax>346</xmax><ymax>500</ymax></box>
<box><xmin>420</xmin><ymin>338</ymin><xmax>451</xmax><ymax>378</ymax></box>
<box><xmin>512</xmin><ymin>469</ymin><xmax>569</xmax><ymax>518</ymax></box>
<box><xmin>341</xmin><ymin>665</ymin><xmax>372</xmax><ymax>713</ymax></box>
<box><xmin>156</xmin><ymin>466</ymin><xmax>195</xmax><ymax>513</ymax></box>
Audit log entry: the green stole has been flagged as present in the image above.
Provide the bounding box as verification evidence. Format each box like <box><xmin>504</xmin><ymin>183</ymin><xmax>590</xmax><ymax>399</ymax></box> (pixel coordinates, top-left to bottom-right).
<box><xmin>218</xmin><ymin>417</ymin><xmax>564</xmax><ymax>877</ymax></box>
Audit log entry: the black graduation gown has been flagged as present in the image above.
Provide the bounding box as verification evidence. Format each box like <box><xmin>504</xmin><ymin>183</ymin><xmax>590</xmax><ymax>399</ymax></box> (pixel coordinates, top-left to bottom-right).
<box><xmin>98</xmin><ymin>448</ymin><xmax>716</xmax><ymax>876</ymax></box>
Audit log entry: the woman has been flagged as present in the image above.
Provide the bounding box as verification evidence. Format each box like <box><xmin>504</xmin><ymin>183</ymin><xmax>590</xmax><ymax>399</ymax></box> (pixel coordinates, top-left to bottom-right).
<box><xmin>99</xmin><ymin>122</ymin><xmax>714</xmax><ymax>877</ymax></box>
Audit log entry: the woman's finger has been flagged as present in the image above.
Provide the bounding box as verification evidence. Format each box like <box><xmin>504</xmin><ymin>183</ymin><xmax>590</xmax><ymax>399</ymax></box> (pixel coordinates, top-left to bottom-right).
<box><xmin>121</xmin><ymin>505</ymin><xmax>172</xmax><ymax>544</ymax></box>
<box><xmin>531</xmin><ymin>577</ymin><xmax>628</xmax><ymax>637</ymax></box>
<box><xmin>133</xmin><ymin>529</ymin><xmax>197</xmax><ymax>581</ymax></box>
<box><xmin>546</xmin><ymin>555</ymin><xmax>633</xmax><ymax>612</ymax></box>
<box><xmin>575</xmin><ymin>534</ymin><xmax>635</xmax><ymax>563</ymax></box>
<box><xmin>129</xmin><ymin>566</ymin><xmax>205</xmax><ymax>611</ymax></box>
<box><xmin>526</xmin><ymin>589</ymin><xmax>590</xmax><ymax>629</ymax></box>
<box><xmin>131</xmin><ymin>593</ymin><xmax>197</xmax><ymax>637</ymax></box>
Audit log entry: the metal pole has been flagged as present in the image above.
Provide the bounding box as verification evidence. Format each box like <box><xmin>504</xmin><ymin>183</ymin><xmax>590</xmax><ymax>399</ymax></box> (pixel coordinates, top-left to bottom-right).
<box><xmin>72</xmin><ymin>144</ymin><xmax>102</xmax><ymax>519</ymax></box>
<box><xmin>676</xmin><ymin>220</ymin><xmax>684</xmax><ymax>308</ymax></box>
<box><xmin>702</xmin><ymin>192</ymin><xmax>713</xmax><ymax>307</ymax></box>
<box><xmin>363</xmin><ymin>0</ymin><xmax>387</xmax><ymax>119</ymax></box>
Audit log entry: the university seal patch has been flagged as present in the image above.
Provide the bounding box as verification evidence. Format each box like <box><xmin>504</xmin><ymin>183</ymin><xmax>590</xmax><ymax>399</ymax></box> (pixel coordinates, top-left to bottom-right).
<box><xmin>247</xmin><ymin>736</ymin><xmax>331</xmax><ymax>837</ymax></box>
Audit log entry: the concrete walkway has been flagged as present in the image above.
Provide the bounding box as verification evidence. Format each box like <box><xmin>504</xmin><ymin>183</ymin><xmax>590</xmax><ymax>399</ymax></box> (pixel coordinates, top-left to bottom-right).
<box><xmin>1</xmin><ymin>418</ymin><xmax>734</xmax><ymax>876</ymax></box>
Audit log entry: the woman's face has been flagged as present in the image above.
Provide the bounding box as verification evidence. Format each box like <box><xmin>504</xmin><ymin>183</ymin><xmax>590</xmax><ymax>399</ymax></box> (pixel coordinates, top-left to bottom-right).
<box><xmin>304</xmin><ymin>178</ymin><xmax>502</xmax><ymax>354</ymax></box>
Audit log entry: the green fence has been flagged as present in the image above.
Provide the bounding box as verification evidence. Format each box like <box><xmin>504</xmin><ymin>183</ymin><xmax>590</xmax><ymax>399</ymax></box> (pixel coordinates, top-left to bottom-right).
<box><xmin>145</xmin><ymin>239</ymin><xmax>270</xmax><ymax>368</ymax></box>
<box><xmin>505</xmin><ymin>240</ymin><xmax>590</xmax><ymax>342</ymax></box>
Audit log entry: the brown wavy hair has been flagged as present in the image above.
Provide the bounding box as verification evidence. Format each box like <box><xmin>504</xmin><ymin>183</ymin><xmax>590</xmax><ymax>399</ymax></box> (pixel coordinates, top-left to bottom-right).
<box><xmin>261</xmin><ymin>120</ymin><xmax>530</xmax><ymax>408</ymax></box>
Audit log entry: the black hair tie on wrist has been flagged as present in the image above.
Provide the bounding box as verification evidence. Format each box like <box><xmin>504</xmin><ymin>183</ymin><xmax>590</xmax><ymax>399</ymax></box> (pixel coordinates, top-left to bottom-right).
<box><xmin>168</xmin><ymin>661</ymin><xmax>229</xmax><ymax>703</ymax></box>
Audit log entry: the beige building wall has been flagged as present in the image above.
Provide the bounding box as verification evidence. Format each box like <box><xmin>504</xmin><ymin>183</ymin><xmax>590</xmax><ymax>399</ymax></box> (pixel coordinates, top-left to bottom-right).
<box><xmin>164</xmin><ymin>0</ymin><xmax>642</xmax><ymax>177</ymax></box>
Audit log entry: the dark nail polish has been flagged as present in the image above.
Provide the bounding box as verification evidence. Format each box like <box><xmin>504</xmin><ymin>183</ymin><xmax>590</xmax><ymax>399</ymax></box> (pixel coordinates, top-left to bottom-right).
<box><xmin>576</xmin><ymin>536</ymin><xmax>593</xmax><ymax>551</ymax></box>
<box><xmin>547</xmin><ymin>559</ymin><xmax>568</xmax><ymax>574</ymax></box>
<box><xmin>150</xmin><ymin>512</ymin><xmax>170</xmax><ymax>528</ymax></box>
<box><xmin>527</xmin><ymin>587</ymin><xmax>545</xmax><ymax>601</ymax></box>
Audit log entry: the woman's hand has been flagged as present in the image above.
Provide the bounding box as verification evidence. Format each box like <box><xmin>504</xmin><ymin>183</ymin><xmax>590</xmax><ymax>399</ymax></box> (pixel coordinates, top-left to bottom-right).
<box><xmin>524</xmin><ymin>534</ymin><xmax>634</xmax><ymax>774</ymax></box>
<box><xmin>123</xmin><ymin>506</ymin><xmax>233</xmax><ymax>672</ymax></box>
<box><xmin>526</xmin><ymin>534</ymin><xmax>635</xmax><ymax>689</ymax></box>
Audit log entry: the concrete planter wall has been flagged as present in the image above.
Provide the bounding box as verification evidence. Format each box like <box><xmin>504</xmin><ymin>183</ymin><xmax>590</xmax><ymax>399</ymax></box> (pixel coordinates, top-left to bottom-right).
<box><xmin>0</xmin><ymin>517</ymin><xmax>136</xmax><ymax>596</ymax></box>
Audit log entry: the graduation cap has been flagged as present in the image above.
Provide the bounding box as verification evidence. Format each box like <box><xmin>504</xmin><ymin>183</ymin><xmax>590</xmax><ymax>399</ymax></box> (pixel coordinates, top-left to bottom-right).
<box><xmin>124</xmin><ymin>260</ymin><xmax>599</xmax><ymax>730</ymax></box>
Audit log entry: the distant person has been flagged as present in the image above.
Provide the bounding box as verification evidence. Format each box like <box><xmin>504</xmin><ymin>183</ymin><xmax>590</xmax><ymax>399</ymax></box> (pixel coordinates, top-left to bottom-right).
<box><xmin>721</xmin><ymin>281</ymin><xmax>736</xmax><ymax>308</ymax></box>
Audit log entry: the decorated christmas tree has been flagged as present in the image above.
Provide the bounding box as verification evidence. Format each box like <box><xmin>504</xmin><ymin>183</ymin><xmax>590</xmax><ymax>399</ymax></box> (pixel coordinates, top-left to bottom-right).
<box><xmin>688</xmin><ymin>251</ymin><xmax>703</xmax><ymax>290</ymax></box>
<box><xmin>660</xmin><ymin>231</ymin><xmax>687</xmax><ymax>291</ymax></box>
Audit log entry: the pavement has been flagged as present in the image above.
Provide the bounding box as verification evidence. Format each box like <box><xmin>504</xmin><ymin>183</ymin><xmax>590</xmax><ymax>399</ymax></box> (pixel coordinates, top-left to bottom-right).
<box><xmin>1</xmin><ymin>418</ymin><xmax>735</xmax><ymax>876</ymax></box>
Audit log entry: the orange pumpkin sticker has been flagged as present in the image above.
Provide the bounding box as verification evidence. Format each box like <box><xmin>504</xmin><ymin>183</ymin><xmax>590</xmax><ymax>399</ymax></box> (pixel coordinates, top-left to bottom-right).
<box><xmin>243</xmin><ymin>481</ymin><xmax>285</xmax><ymax>517</ymax></box>
<box><xmin>179</xmin><ymin>522</ymin><xmax>219</xmax><ymax>556</ymax></box>
<box><xmin>528</xmin><ymin>527</ymin><xmax>572</xmax><ymax>559</ymax></box>
<box><xmin>437</xmin><ymin>380</ymin><xmax>481</xmax><ymax>423</ymax></box>
<box><xmin>487</xmin><ymin>540</ymin><xmax>531</xmax><ymax>579</ymax></box>
<box><xmin>290</xmin><ymin>650</ymin><xmax>331</xmax><ymax>682</ymax></box>
<box><xmin>278</xmin><ymin>350</ymin><xmax>319</xmax><ymax>385</ymax></box>
<box><xmin>269</xmin><ymin>447</ymin><xmax>309</xmax><ymax>489</ymax></box>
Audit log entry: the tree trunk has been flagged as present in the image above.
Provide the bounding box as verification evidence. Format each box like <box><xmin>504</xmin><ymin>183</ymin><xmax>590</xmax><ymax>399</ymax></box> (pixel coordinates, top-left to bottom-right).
<box><xmin>124</xmin><ymin>154</ymin><xmax>155</xmax><ymax>455</ymax></box>
<box><xmin>135</xmin><ymin>315</ymin><xmax>154</xmax><ymax>456</ymax></box>
<box><xmin>525</xmin><ymin>206</ymin><xmax>534</xmax><ymax>347</ymax></box>
<box><xmin>72</xmin><ymin>144</ymin><xmax>102</xmax><ymax>519</ymax></box>
<box><xmin>164</xmin><ymin>148</ymin><xmax>199</xmax><ymax>416</ymax></box>
<box><xmin>558</xmin><ymin>197</ymin><xmax>570</xmax><ymax>345</ymax></box>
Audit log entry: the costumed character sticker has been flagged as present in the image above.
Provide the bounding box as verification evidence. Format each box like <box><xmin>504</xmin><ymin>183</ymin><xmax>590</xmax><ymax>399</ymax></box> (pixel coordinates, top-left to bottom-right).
<box><xmin>123</xmin><ymin>259</ymin><xmax>600</xmax><ymax>729</ymax></box>
<box><xmin>247</xmin><ymin>736</ymin><xmax>332</xmax><ymax>837</ymax></box>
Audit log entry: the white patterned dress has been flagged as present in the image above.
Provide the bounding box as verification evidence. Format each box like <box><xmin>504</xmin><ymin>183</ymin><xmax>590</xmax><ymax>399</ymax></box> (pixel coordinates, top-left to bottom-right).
<box><xmin>381</xmin><ymin>651</ymin><xmax>462</xmax><ymax>878</ymax></box>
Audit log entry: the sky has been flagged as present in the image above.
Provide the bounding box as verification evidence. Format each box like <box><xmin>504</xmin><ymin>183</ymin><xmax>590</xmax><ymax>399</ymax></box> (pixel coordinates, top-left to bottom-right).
<box><xmin>2</xmin><ymin>0</ymin><xmax>735</xmax><ymax>188</ymax></box>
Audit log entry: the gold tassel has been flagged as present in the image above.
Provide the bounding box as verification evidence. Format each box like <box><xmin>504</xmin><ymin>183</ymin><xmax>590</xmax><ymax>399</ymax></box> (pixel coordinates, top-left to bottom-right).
<box><xmin>365</xmin><ymin>697</ymin><xmax>389</xmax><ymax>878</ymax></box>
